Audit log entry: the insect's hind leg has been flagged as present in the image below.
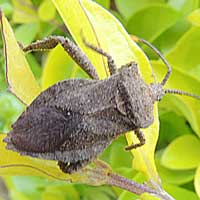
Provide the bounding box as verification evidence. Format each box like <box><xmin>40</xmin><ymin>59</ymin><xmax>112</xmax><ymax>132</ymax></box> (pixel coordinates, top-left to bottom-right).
<box><xmin>58</xmin><ymin>159</ymin><xmax>90</xmax><ymax>174</ymax></box>
<box><xmin>83</xmin><ymin>38</ymin><xmax>117</xmax><ymax>75</ymax></box>
<box><xmin>125</xmin><ymin>129</ymin><xmax>145</xmax><ymax>150</ymax></box>
<box><xmin>22</xmin><ymin>36</ymin><xmax>99</xmax><ymax>80</ymax></box>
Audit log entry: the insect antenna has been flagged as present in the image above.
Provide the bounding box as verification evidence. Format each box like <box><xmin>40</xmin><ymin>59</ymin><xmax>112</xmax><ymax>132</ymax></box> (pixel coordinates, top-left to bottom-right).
<box><xmin>164</xmin><ymin>89</ymin><xmax>200</xmax><ymax>100</ymax></box>
<box><xmin>132</xmin><ymin>36</ymin><xmax>171</xmax><ymax>86</ymax></box>
<box><xmin>132</xmin><ymin>35</ymin><xmax>200</xmax><ymax>101</ymax></box>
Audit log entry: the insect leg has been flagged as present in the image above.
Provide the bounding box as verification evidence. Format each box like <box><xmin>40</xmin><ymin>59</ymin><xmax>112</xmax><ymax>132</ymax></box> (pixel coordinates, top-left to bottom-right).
<box><xmin>82</xmin><ymin>39</ymin><xmax>117</xmax><ymax>75</ymax></box>
<box><xmin>125</xmin><ymin>129</ymin><xmax>145</xmax><ymax>150</ymax></box>
<box><xmin>58</xmin><ymin>159</ymin><xmax>90</xmax><ymax>174</ymax></box>
<box><xmin>22</xmin><ymin>36</ymin><xmax>99</xmax><ymax>80</ymax></box>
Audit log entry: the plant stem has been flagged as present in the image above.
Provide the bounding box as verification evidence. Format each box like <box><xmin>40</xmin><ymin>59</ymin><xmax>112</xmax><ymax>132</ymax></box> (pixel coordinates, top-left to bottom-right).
<box><xmin>105</xmin><ymin>172</ymin><xmax>174</xmax><ymax>200</ymax></box>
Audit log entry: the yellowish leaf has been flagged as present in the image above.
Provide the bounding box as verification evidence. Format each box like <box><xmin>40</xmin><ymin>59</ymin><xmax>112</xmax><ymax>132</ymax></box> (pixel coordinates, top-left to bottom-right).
<box><xmin>194</xmin><ymin>165</ymin><xmax>200</xmax><ymax>198</ymax></box>
<box><xmin>12</xmin><ymin>0</ymin><xmax>38</xmax><ymax>24</ymax></box>
<box><xmin>0</xmin><ymin>11</ymin><xmax>41</xmax><ymax>105</ymax></box>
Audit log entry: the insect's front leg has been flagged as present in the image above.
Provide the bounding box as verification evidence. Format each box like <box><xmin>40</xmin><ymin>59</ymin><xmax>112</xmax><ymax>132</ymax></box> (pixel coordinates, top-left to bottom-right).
<box><xmin>22</xmin><ymin>36</ymin><xmax>99</xmax><ymax>80</ymax></box>
<box><xmin>125</xmin><ymin>129</ymin><xmax>145</xmax><ymax>150</ymax></box>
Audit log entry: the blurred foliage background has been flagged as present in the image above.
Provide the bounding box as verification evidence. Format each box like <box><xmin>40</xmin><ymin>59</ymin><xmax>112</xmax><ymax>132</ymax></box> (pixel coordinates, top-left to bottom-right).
<box><xmin>0</xmin><ymin>0</ymin><xmax>200</xmax><ymax>199</ymax></box>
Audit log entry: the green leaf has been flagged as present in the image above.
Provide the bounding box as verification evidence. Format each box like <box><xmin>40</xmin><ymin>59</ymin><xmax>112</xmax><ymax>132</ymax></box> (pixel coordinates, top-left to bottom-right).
<box><xmin>156</xmin><ymin>151</ymin><xmax>195</xmax><ymax>185</ymax></box>
<box><xmin>14</xmin><ymin>23</ymin><xmax>39</xmax><ymax>46</ymax></box>
<box><xmin>194</xmin><ymin>165</ymin><xmax>200</xmax><ymax>198</ymax></box>
<box><xmin>152</xmin><ymin>61</ymin><xmax>200</xmax><ymax>136</ymax></box>
<box><xmin>94</xmin><ymin>0</ymin><xmax>110</xmax><ymax>9</ymax></box>
<box><xmin>168</xmin><ymin>0</ymin><xmax>199</xmax><ymax>17</ymax></box>
<box><xmin>0</xmin><ymin>11</ymin><xmax>41</xmax><ymax>105</ymax></box>
<box><xmin>41</xmin><ymin>44</ymin><xmax>76</xmax><ymax>90</ymax></box>
<box><xmin>0</xmin><ymin>92</ymin><xmax>24</xmax><ymax>132</ymax></box>
<box><xmin>0</xmin><ymin>2</ymin><xmax>13</xmax><ymax>16</ymax></box>
<box><xmin>140</xmin><ymin>193</ymin><xmax>160</xmax><ymax>200</ymax></box>
<box><xmin>161</xmin><ymin>135</ymin><xmax>200</xmax><ymax>170</ymax></box>
<box><xmin>163</xmin><ymin>184</ymin><xmax>200</xmax><ymax>200</ymax></box>
<box><xmin>115</xmin><ymin>0</ymin><xmax>166</xmax><ymax>20</ymax></box>
<box><xmin>153</xmin><ymin>19</ymin><xmax>190</xmax><ymax>54</ymax></box>
<box><xmin>158</xmin><ymin>111</ymin><xmax>193</xmax><ymax>149</ymax></box>
<box><xmin>118</xmin><ymin>191</ymin><xmax>138</xmax><ymax>200</ymax></box>
<box><xmin>52</xmin><ymin>0</ymin><xmax>160</xmax><ymax>182</ymax></box>
<box><xmin>12</xmin><ymin>0</ymin><xmax>38</xmax><ymax>23</ymax></box>
<box><xmin>38</xmin><ymin>0</ymin><xmax>56</xmax><ymax>22</ymax></box>
<box><xmin>42</xmin><ymin>184</ymin><xmax>80</xmax><ymax>200</ymax></box>
<box><xmin>127</xmin><ymin>4</ymin><xmax>178</xmax><ymax>42</ymax></box>
<box><xmin>166</xmin><ymin>27</ymin><xmax>200</xmax><ymax>80</ymax></box>
<box><xmin>188</xmin><ymin>9</ymin><xmax>200</xmax><ymax>27</ymax></box>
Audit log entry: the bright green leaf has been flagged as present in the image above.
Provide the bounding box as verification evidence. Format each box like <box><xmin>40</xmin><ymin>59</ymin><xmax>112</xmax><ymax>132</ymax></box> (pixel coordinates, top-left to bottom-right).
<box><xmin>0</xmin><ymin>92</ymin><xmax>24</xmax><ymax>132</ymax></box>
<box><xmin>166</xmin><ymin>27</ymin><xmax>200</xmax><ymax>80</ymax></box>
<box><xmin>194</xmin><ymin>165</ymin><xmax>200</xmax><ymax>198</ymax></box>
<box><xmin>168</xmin><ymin>0</ymin><xmax>199</xmax><ymax>17</ymax></box>
<box><xmin>15</xmin><ymin>23</ymin><xmax>39</xmax><ymax>46</ymax></box>
<box><xmin>52</xmin><ymin>0</ymin><xmax>160</xmax><ymax>182</ymax></box>
<box><xmin>42</xmin><ymin>44</ymin><xmax>76</xmax><ymax>90</ymax></box>
<box><xmin>140</xmin><ymin>193</ymin><xmax>160</xmax><ymax>200</ymax></box>
<box><xmin>188</xmin><ymin>9</ymin><xmax>200</xmax><ymax>27</ymax></box>
<box><xmin>156</xmin><ymin>151</ymin><xmax>195</xmax><ymax>185</ymax></box>
<box><xmin>115</xmin><ymin>0</ymin><xmax>166</xmax><ymax>20</ymax></box>
<box><xmin>118</xmin><ymin>191</ymin><xmax>138</xmax><ymax>200</ymax></box>
<box><xmin>42</xmin><ymin>184</ymin><xmax>80</xmax><ymax>200</ymax></box>
<box><xmin>161</xmin><ymin>135</ymin><xmax>200</xmax><ymax>170</ymax></box>
<box><xmin>0</xmin><ymin>2</ymin><xmax>13</xmax><ymax>16</ymax></box>
<box><xmin>127</xmin><ymin>4</ymin><xmax>178</xmax><ymax>42</ymax></box>
<box><xmin>153</xmin><ymin>19</ymin><xmax>190</xmax><ymax>54</ymax></box>
<box><xmin>38</xmin><ymin>0</ymin><xmax>56</xmax><ymax>22</ymax></box>
<box><xmin>152</xmin><ymin>61</ymin><xmax>200</xmax><ymax>136</ymax></box>
<box><xmin>94</xmin><ymin>0</ymin><xmax>110</xmax><ymax>9</ymax></box>
<box><xmin>12</xmin><ymin>0</ymin><xmax>38</xmax><ymax>23</ymax></box>
<box><xmin>158</xmin><ymin>111</ymin><xmax>193</xmax><ymax>149</ymax></box>
<box><xmin>163</xmin><ymin>184</ymin><xmax>200</xmax><ymax>200</ymax></box>
<box><xmin>0</xmin><ymin>11</ymin><xmax>41</xmax><ymax>105</ymax></box>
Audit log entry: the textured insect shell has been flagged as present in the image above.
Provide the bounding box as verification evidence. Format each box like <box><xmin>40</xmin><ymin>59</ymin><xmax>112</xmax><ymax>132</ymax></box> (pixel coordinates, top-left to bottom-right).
<box><xmin>4</xmin><ymin>65</ymin><xmax>154</xmax><ymax>163</ymax></box>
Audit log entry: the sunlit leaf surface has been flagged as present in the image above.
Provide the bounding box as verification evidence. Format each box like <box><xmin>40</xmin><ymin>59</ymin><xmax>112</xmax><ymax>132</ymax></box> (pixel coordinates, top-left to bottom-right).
<box><xmin>0</xmin><ymin>11</ymin><xmax>41</xmax><ymax>105</ymax></box>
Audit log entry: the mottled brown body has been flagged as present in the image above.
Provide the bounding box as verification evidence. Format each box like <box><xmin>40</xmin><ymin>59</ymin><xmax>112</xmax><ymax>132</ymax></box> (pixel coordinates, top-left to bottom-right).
<box><xmin>4</xmin><ymin>61</ymin><xmax>156</xmax><ymax>173</ymax></box>
<box><xmin>5</xmin><ymin>35</ymin><xmax>194</xmax><ymax>174</ymax></box>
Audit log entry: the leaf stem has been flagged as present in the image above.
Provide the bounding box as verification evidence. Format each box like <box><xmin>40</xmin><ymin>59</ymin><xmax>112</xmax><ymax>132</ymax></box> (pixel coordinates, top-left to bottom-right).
<box><xmin>105</xmin><ymin>172</ymin><xmax>174</xmax><ymax>200</ymax></box>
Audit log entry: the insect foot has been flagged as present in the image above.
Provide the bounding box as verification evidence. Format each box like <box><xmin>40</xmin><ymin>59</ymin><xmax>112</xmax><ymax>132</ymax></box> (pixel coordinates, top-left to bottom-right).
<box><xmin>3</xmin><ymin>35</ymin><xmax>200</xmax><ymax>174</ymax></box>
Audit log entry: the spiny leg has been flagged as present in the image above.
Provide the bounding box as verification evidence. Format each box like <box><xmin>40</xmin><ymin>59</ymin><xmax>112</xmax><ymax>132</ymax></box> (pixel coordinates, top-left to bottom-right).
<box><xmin>82</xmin><ymin>38</ymin><xmax>117</xmax><ymax>75</ymax></box>
<box><xmin>125</xmin><ymin>129</ymin><xmax>145</xmax><ymax>151</ymax></box>
<box><xmin>22</xmin><ymin>36</ymin><xmax>99</xmax><ymax>80</ymax></box>
<box><xmin>132</xmin><ymin>36</ymin><xmax>172</xmax><ymax>86</ymax></box>
<box><xmin>58</xmin><ymin>159</ymin><xmax>90</xmax><ymax>174</ymax></box>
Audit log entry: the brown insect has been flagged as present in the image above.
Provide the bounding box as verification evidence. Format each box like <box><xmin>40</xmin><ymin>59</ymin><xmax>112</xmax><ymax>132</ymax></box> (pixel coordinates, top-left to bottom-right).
<box><xmin>3</xmin><ymin>35</ymin><xmax>200</xmax><ymax>173</ymax></box>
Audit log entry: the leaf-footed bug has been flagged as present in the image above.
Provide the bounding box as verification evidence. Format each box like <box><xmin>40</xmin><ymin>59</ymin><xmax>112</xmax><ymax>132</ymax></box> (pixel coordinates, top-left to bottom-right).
<box><xmin>3</xmin><ymin>35</ymin><xmax>200</xmax><ymax>174</ymax></box>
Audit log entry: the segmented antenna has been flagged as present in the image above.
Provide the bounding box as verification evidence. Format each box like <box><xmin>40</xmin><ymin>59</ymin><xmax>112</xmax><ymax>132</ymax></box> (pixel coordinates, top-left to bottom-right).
<box><xmin>132</xmin><ymin>36</ymin><xmax>171</xmax><ymax>86</ymax></box>
<box><xmin>132</xmin><ymin>35</ymin><xmax>200</xmax><ymax>101</ymax></box>
<box><xmin>165</xmin><ymin>89</ymin><xmax>200</xmax><ymax>100</ymax></box>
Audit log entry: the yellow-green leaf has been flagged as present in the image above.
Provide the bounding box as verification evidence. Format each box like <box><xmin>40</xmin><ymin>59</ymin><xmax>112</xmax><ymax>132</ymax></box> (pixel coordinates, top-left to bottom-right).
<box><xmin>52</xmin><ymin>0</ymin><xmax>159</xmax><ymax>182</ymax></box>
<box><xmin>194</xmin><ymin>164</ymin><xmax>200</xmax><ymax>198</ymax></box>
<box><xmin>12</xmin><ymin>0</ymin><xmax>38</xmax><ymax>24</ymax></box>
<box><xmin>38</xmin><ymin>0</ymin><xmax>56</xmax><ymax>22</ymax></box>
<box><xmin>41</xmin><ymin>45</ymin><xmax>76</xmax><ymax>90</ymax></box>
<box><xmin>188</xmin><ymin>9</ymin><xmax>200</xmax><ymax>26</ymax></box>
<box><xmin>0</xmin><ymin>11</ymin><xmax>41</xmax><ymax>105</ymax></box>
<box><xmin>161</xmin><ymin>135</ymin><xmax>200</xmax><ymax>170</ymax></box>
<box><xmin>152</xmin><ymin>61</ymin><xmax>200</xmax><ymax>136</ymax></box>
